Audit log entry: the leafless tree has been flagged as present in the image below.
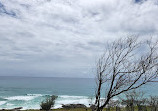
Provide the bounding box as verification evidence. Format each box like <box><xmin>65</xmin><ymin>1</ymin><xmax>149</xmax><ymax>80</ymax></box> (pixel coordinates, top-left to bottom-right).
<box><xmin>148</xmin><ymin>96</ymin><xmax>158</xmax><ymax>111</ymax></box>
<box><xmin>120</xmin><ymin>90</ymin><xmax>146</xmax><ymax>111</ymax></box>
<box><xmin>94</xmin><ymin>37</ymin><xmax>158</xmax><ymax>111</ymax></box>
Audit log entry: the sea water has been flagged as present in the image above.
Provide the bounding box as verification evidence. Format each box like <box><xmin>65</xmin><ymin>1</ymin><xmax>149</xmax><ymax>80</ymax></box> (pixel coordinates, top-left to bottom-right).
<box><xmin>0</xmin><ymin>76</ymin><xmax>157</xmax><ymax>109</ymax></box>
<box><xmin>0</xmin><ymin>76</ymin><xmax>95</xmax><ymax>109</ymax></box>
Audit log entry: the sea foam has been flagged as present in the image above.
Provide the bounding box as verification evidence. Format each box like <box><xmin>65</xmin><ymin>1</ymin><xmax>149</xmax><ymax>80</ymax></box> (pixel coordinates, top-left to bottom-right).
<box><xmin>54</xmin><ymin>95</ymin><xmax>94</xmax><ymax>108</ymax></box>
<box><xmin>0</xmin><ymin>101</ymin><xmax>6</xmax><ymax>105</ymax></box>
<box><xmin>1</xmin><ymin>94</ymin><xmax>94</xmax><ymax>109</ymax></box>
<box><xmin>4</xmin><ymin>95</ymin><xmax>41</xmax><ymax>101</ymax></box>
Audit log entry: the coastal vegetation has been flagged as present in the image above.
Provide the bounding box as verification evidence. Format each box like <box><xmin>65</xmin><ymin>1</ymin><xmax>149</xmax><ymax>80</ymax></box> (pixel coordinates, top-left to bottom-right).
<box><xmin>40</xmin><ymin>95</ymin><xmax>58</xmax><ymax>111</ymax></box>
<box><xmin>41</xmin><ymin>93</ymin><xmax>158</xmax><ymax>111</ymax></box>
<box><xmin>94</xmin><ymin>37</ymin><xmax>158</xmax><ymax>111</ymax></box>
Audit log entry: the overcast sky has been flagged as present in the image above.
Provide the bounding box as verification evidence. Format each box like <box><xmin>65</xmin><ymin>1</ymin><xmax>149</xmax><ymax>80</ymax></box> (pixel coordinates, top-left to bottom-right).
<box><xmin>0</xmin><ymin>0</ymin><xmax>158</xmax><ymax>78</ymax></box>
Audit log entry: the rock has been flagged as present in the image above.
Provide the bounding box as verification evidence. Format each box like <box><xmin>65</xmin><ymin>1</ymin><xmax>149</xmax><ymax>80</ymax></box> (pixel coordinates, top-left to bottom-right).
<box><xmin>62</xmin><ymin>104</ymin><xmax>87</xmax><ymax>108</ymax></box>
<box><xmin>14</xmin><ymin>107</ymin><xmax>23</xmax><ymax>110</ymax></box>
<box><xmin>11</xmin><ymin>107</ymin><xmax>23</xmax><ymax>111</ymax></box>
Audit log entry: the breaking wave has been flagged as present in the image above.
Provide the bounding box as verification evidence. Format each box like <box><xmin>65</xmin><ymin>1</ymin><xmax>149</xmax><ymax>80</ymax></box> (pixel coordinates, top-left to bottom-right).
<box><xmin>0</xmin><ymin>101</ymin><xmax>6</xmax><ymax>106</ymax></box>
<box><xmin>0</xmin><ymin>94</ymin><xmax>94</xmax><ymax>110</ymax></box>
<box><xmin>4</xmin><ymin>95</ymin><xmax>41</xmax><ymax>101</ymax></box>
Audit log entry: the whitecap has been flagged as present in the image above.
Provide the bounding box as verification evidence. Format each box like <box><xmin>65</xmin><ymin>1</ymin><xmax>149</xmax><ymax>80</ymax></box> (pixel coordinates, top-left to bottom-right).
<box><xmin>0</xmin><ymin>101</ymin><xmax>6</xmax><ymax>105</ymax></box>
<box><xmin>54</xmin><ymin>95</ymin><xmax>94</xmax><ymax>108</ymax></box>
<box><xmin>5</xmin><ymin>95</ymin><xmax>39</xmax><ymax>101</ymax></box>
<box><xmin>2</xmin><ymin>95</ymin><xmax>94</xmax><ymax>109</ymax></box>
<box><xmin>59</xmin><ymin>95</ymin><xmax>88</xmax><ymax>99</ymax></box>
<box><xmin>26</xmin><ymin>94</ymin><xmax>43</xmax><ymax>96</ymax></box>
<box><xmin>6</xmin><ymin>103</ymin><xmax>14</xmax><ymax>106</ymax></box>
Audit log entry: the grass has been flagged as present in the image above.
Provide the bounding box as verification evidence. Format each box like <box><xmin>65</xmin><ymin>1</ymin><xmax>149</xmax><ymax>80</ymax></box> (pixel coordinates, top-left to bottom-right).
<box><xmin>0</xmin><ymin>106</ymin><xmax>153</xmax><ymax>111</ymax></box>
<box><xmin>51</xmin><ymin>107</ymin><xmax>152</xmax><ymax>111</ymax></box>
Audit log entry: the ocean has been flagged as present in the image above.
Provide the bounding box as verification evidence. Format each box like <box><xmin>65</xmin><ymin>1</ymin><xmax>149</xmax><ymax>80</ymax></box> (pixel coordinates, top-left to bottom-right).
<box><xmin>0</xmin><ymin>76</ymin><xmax>158</xmax><ymax>109</ymax></box>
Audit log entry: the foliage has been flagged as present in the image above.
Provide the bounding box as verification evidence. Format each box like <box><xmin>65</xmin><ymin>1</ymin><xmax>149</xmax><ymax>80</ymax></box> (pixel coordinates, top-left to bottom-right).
<box><xmin>147</xmin><ymin>96</ymin><xmax>158</xmax><ymax>111</ymax></box>
<box><xmin>40</xmin><ymin>95</ymin><xmax>58</xmax><ymax>111</ymax></box>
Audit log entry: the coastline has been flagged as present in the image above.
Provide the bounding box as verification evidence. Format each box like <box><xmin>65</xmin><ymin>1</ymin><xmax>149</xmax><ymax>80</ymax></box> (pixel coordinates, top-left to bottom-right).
<box><xmin>0</xmin><ymin>77</ymin><xmax>158</xmax><ymax>110</ymax></box>
<box><xmin>0</xmin><ymin>95</ymin><xmax>94</xmax><ymax>110</ymax></box>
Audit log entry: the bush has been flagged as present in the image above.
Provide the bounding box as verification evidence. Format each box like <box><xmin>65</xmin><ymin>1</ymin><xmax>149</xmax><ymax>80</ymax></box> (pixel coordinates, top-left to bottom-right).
<box><xmin>40</xmin><ymin>95</ymin><xmax>58</xmax><ymax>111</ymax></box>
<box><xmin>120</xmin><ymin>90</ymin><xmax>146</xmax><ymax>111</ymax></box>
<box><xmin>147</xmin><ymin>96</ymin><xmax>158</xmax><ymax>111</ymax></box>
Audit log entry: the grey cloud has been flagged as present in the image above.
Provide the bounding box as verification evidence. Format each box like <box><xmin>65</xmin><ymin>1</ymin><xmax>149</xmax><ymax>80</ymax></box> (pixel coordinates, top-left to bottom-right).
<box><xmin>88</xmin><ymin>41</ymin><xmax>105</xmax><ymax>47</ymax></box>
<box><xmin>0</xmin><ymin>0</ymin><xmax>158</xmax><ymax>77</ymax></box>
<box><xmin>0</xmin><ymin>2</ymin><xmax>17</xmax><ymax>18</ymax></box>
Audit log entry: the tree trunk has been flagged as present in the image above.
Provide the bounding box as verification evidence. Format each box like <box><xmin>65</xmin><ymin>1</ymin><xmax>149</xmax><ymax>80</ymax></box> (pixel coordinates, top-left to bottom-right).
<box><xmin>116</xmin><ymin>106</ymin><xmax>121</xmax><ymax>111</ymax></box>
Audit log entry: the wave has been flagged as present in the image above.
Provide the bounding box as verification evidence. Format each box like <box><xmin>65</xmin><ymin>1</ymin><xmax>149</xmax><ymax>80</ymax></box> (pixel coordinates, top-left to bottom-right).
<box><xmin>4</xmin><ymin>94</ymin><xmax>41</xmax><ymax>101</ymax></box>
<box><xmin>0</xmin><ymin>101</ymin><xmax>6</xmax><ymax>105</ymax></box>
<box><xmin>26</xmin><ymin>94</ymin><xmax>43</xmax><ymax>96</ymax></box>
<box><xmin>6</xmin><ymin>103</ymin><xmax>14</xmax><ymax>106</ymax></box>
<box><xmin>0</xmin><ymin>94</ymin><xmax>95</xmax><ymax>109</ymax></box>
<box><xmin>54</xmin><ymin>95</ymin><xmax>94</xmax><ymax>108</ymax></box>
<box><xmin>59</xmin><ymin>95</ymin><xmax>88</xmax><ymax>99</ymax></box>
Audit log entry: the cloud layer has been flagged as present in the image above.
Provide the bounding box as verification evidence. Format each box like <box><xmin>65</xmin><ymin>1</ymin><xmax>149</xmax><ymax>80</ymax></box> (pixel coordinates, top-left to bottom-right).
<box><xmin>0</xmin><ymin>0</ymin><xmax>158</xmax><ymax>77</ymax></box>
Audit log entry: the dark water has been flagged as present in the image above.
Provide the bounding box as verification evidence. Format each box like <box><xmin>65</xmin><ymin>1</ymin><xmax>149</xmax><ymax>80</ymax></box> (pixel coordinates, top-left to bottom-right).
<box><xmin>0</xmin><ymin>76</ymin><xmax>95</xmax><ymax>96</ymax></box>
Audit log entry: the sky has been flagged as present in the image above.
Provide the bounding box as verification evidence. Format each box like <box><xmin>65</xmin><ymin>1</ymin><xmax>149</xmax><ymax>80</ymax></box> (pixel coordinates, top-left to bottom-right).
<box><xmin>0</xmin><ymin>0</ymin><xmax>158</xmax><ymax>78</ymax></box>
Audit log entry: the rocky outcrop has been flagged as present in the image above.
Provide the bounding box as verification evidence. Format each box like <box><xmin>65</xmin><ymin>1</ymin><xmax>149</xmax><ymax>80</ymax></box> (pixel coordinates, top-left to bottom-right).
<box><xmin>11</xmin><ymin>107</ymin><xmax>23</xmax><ymax>111</ymax></box>
<box><xmin>62</xmin><ymin>104</ymin><xmax>87</xmax><ymax>108</ymax></box>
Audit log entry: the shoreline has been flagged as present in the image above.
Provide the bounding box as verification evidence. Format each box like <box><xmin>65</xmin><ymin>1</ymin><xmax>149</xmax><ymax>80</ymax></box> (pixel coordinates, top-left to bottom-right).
<box><xmin>0</xmin><ymin>94</ymin><xmax>94</xmax><ymax>110</ymax></box>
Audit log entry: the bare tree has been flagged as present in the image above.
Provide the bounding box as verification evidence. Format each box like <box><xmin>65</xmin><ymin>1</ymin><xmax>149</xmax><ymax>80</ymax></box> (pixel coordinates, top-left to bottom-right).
<box><xmin>94</xmin><ymin>37</ymin><xmax>158</xmax><ymax>111</ymax></box>
<box><xmin>120</xmin><ymin>90</ymin><xmax>146</xmax><ymax>111</ymax></box>
<box><xmin>148</xmin><ymin>96</ymin><xmax>158</xmax><ymax>111</ymax></box>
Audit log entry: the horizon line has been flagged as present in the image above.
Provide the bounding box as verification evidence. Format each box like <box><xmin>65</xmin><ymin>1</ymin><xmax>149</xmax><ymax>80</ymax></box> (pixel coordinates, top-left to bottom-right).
<box><xmin>0</xmin><ymin>75</ymin><xmax>95</xmax><ymax>79</ymax></box>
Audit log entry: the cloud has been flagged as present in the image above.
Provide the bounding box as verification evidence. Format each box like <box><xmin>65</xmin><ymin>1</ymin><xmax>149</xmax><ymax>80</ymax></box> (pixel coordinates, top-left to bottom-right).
<box><xmin>0</xmin><ymin>0</ymin><xmax>158</xmax><ymax>77</ymax></box>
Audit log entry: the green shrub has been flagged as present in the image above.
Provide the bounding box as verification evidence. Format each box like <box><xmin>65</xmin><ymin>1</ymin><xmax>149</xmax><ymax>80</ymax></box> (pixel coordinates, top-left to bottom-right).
<box><xmin>40</xmin><ymin>95</ymin><xmax>58</xmax><ymax>111</ymax></box>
